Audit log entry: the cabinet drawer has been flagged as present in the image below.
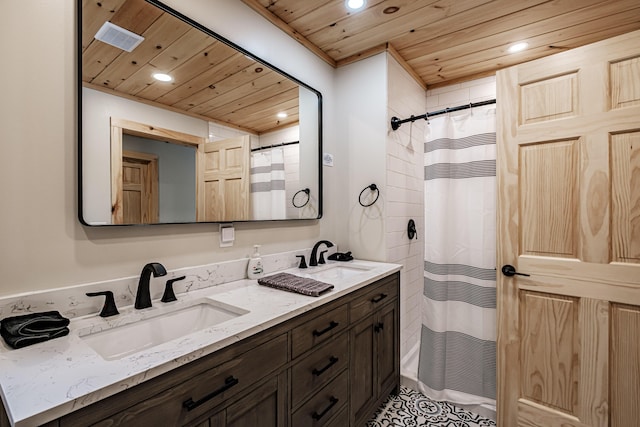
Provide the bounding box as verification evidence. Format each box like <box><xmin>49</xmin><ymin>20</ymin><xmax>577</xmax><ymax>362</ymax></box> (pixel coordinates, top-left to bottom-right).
<box><xmin>350</xmin><ymin>275</ymin><xmax>398</xmax><ymax>324</ymax></box>
<box><xmin>292</xmin><ymin>370</ymin><xmax>348</xmax><ymax>427</ymax></box>
<box><xmin>72</xmin><ymin>334</ymin><xmax>287</xmax><ymax>427</ymax></box>
<box><xmin>291</xmin><ymin>333</ymin><xmax>348</xmax><ymax>408</ymax></box>
<box><xmin>323</xmin><ymin>407</ymin><xmax>349</xmax><ymax>427</ymax></box>
<box><xmin>291</xmin><ymin>304</ymin><xmax>348</xmax><ymax>359</ymax></box>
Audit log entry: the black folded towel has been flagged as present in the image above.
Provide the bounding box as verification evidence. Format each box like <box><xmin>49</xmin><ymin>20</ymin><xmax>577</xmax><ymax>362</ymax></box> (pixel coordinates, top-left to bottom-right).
<box><xmin>258</xmin><ymin>273</ymin><xmax>334</xmax><ymax>297</ymax></box>
<box><xmin>0</xmin><ymin>327</ymin><xmax>69</xmax><ymax>349</ymax></box>
<box><xmin>1</xmin><ymin>311</ymin><xmax>70</xmax><ymax>336</ymax></box>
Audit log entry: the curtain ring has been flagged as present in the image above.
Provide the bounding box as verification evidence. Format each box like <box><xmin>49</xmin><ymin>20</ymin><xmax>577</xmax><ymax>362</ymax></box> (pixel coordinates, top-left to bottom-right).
<box><xmin>358</xmin><ymin>184</ymin><xmax>379</xmax><ymax>207</ymax></box>
<box><xmin>292</xmin><ymin>188</ymin><xmax>310</xmax><ymax>208</ymax></box>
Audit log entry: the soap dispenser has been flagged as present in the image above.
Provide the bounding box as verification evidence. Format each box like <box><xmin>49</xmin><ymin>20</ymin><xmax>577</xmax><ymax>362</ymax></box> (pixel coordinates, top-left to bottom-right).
<box><xmin>247</xmin><ymin>245</ymin><xmax>264</xmax><ymax>279</ymax></box>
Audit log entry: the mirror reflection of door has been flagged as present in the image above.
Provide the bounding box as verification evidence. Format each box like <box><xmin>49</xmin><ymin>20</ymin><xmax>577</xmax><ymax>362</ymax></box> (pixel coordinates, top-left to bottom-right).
<box><xmin>199</xmin><ymin>135</ymin><xmax>250</xmax><ymax>222</ymax></box>
<box><xmin>110</xmin><ymin>118</ymin><xmax>203</xmax><ymax>224</ymax></box>
<box><xmin>120</xmin><ymin>151</ymin><xmax>158</xmax><ymax>224</ymax></box>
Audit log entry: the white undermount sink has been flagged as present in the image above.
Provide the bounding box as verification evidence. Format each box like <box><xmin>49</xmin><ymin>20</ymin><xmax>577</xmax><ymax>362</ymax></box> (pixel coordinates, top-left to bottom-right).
<box><xmin>79</xmin><ymin>299</ymin><xmax>248</xmax><ymax>360</ymax></box>
<box><xmin>301</xmin><ymin>263</ymin><xmax>373</xmax><ymax>281</ymax></box>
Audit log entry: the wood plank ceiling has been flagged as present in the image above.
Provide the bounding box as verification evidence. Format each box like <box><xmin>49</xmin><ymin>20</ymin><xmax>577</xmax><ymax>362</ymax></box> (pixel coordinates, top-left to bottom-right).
<box><xmin>83</xmin><ymin>0</ymin><xmax>640</xmax><ymax>134</ymax></box>
<box><xmin>241</xmin><ymin>0</ymin><xmax>640</xmax><ymax>88</ymax></box>
<box><xmin>82</xmin><ymin>0</ymin><xmax>300</xmax><ymax>134</ymax></box>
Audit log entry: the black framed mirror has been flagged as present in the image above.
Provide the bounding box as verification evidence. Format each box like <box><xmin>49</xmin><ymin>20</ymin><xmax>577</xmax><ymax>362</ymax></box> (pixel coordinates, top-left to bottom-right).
<box><xmin>78</xmin><ymin>0</ymin><xmax>322</xmax><ymax>225</ymax></box>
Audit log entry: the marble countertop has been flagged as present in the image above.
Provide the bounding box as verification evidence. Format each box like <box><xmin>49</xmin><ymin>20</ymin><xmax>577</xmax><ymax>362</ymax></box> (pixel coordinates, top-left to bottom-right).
<box><xmin>0</xmin><ymin>260</ymin><xmax>401</xmax><ymax>427</ymax></box>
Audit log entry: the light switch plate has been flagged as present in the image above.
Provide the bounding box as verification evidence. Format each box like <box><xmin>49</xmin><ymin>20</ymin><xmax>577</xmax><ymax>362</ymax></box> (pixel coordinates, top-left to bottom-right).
<box><xmin>219</xmin><ymin>223</ymin><xmax>234</xmax><ymax>247</ymax></box>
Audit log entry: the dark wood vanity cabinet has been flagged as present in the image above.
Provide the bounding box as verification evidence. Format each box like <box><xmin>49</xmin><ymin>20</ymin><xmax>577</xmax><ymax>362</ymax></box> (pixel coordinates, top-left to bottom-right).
<box><xmin>45</xmin><ymin>272</ymin><xmax>399</xmax><ymax>427</ymax></box>
<box><xmin>349</xmin><ymin>275</ymin><xmax>400</xmax><ymax>426</ymax></box>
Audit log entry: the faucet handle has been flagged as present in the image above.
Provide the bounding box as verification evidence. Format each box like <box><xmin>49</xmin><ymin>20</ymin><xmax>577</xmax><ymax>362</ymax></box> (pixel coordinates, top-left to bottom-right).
<box><xmin>161</xmin><ymin>276</ymin><xmax>186</xmax><ymax>303</ymax></box>
<box><xmin>86</xmin><ymin>291</ymin><xmax>119</xmax><ymax>317</ymax></box>
<box><xmin>296</xmin><ymin>255</ymin><xmax>307</xmax><ymax>269</ymax></box>
<box><xmin>319</xmin><ymin>250</ymin><xmax>328</xmax><ymax>264</ymax></box>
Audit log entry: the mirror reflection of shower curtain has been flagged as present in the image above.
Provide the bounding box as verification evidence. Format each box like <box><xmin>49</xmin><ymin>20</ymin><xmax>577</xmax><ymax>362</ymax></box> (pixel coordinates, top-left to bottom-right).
<box><xmin>250</xmin><ymin>148</ymin><xmax>286</xmax><ymax>220</ymax></box>
<box><xmin>419</xmin><ymin>106</ymin><xmax>497</xmax><ymax>409</ymax></box>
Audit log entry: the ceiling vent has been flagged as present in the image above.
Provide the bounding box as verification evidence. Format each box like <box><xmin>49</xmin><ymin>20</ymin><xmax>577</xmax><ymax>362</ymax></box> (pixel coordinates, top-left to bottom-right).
<box><xmin>94</xmin><ymin>22</ymin><xmax>145</xmax><ymax>52</ymax></box>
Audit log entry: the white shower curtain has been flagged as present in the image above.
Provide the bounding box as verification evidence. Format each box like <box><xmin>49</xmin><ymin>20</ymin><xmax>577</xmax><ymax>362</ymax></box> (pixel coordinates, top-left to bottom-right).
<box><xmin>418</xmin><ymin>106</ymin><xmax>497</xmax><ymax>407</ymax></box>
<box><xmin>250</xmin><ymin>148</ymin><xmax>286</xmax><ymax>220</ymax></box>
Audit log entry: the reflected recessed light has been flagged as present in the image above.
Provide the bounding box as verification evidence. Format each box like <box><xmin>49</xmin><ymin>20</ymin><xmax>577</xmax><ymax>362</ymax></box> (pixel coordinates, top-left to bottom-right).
<box><xmin>346</xmin><ymin>0</ymin><xmax>366</xmax><ymax>11</ymax></box>
<box><xmin>152</xmin><ymin>73</ymin><xmax>172</xmax><ymax>82</ymax></box>
<box><xmin>277</xmin><ymin>112</ymin><xmax>288</xmax><ymax>119</ymax></box>
<box><xmin>508</xmin><ymin>42</ymin><xmax>528</xmax><ymax>53</ymax></box>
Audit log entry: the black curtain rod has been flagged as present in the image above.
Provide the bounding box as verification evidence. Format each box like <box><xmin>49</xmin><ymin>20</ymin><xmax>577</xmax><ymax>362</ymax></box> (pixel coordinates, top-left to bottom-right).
<box><xmin>390</xmin><ymin>98</ymin><xmax>496</xmax><ymax>131</ymax></box>
<box><xmin>250</xmin><ymin>140</ymin><xmax>299</xmax><ymax>152</ymax></box>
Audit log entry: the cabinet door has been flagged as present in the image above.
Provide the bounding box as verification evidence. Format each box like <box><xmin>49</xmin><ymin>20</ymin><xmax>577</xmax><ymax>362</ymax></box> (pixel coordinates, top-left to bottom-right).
<box><xmin>201</xmin><ymin>374</ymin><xmax>286</xmax><ymax>427</ymax></box>
<box><xmin>376</xmin><ymin>302</ymin><xmax>398</xmax><ymax>397</ymax></box>
<box><xmin>349</xmin><ymin>315</ymin><xmax>375</xmax><ymax>424</ymax></box>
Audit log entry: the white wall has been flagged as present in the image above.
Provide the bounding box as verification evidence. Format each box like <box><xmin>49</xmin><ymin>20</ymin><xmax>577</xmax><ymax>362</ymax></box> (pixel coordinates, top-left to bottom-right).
<box><xmin>334</xmin><ymin>53</ymin><xmax>430</xmax><ymax>360</ymax></box>
<box><xmin>335</xmin><ymin>53</ymin><xmax>389</xmax><ymax>262</ymax></box>
<box><xmin>0</xmin><ymin>0</ymin><xmax>342</xmax><ymax>296</ymax></box>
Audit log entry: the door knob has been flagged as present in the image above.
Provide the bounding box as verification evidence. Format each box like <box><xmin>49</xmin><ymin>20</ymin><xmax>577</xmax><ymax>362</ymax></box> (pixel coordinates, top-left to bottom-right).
<box><xmin>501</xmin><ymin>264</ymin><xmax>530</xmax><ymax>277</ymax></box>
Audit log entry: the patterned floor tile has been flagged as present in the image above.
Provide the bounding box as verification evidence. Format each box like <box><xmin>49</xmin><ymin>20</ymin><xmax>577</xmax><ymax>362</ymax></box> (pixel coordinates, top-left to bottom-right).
<box><xmin>367</xmin><ymin>386</ymin><xmax>497</xmax><ymax>427</ymax></box>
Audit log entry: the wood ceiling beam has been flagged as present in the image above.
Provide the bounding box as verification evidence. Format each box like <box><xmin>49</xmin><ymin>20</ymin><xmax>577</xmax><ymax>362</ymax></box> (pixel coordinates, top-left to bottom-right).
<box><xmin>240</xmin><ymin>0</ymin><xmax>337</xmax><ymax>68</ymax></box>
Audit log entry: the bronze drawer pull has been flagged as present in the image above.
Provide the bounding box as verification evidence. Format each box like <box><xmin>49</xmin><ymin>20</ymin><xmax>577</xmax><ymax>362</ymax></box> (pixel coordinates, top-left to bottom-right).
<box><xmin>183</xmin><ymin>376</ymin><xmax>239</xmax><ymax>411</ymax></box>
<box><xmin>371</xmin><ymin>293</ymin><xmax>388</xmax><ymax>303</ymax></box>
<box><xmin>312</xmin><ymin>356</ymin><xmax>339</xmax><ymax>376</ymax></box>
<box><xmin>311</xmin><ymin>396</ymin><xmax>339</xmax><ymax>420</ymax></box>
<box><xmin>374</xmin><ymin>322</ymin><xmax>384</xmax><ymax>333</ymax></box>
<box><xmin>312</xmin><ymin>321</ymin><xmax>339</xmax><ymax>337</ymax></box>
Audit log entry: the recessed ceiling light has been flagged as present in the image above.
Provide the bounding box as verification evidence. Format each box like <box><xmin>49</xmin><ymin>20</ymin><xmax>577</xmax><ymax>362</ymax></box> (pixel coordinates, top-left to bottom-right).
<box><xmin>277</xmin><ymin>112</ymin><xmax>288</xmax><ymax>119</ymax></box>
<box><xmin>346</xmin><ymin>0</ymin><xmax>366</xmax><ymax>11</ymax></box>
<box><xmin>383</xmin><ymin>6</ymin><xmax>399</xmax><ymax>14</ymax></box>
<box><xmin>152</xmin><ymin>73</ymin><xmax>172</xmax><ymax>82</ymax></box>
<box><xmin>508</xmin><ymin>42</ymin><xmax>529</xmax><ymax>53</ymax></box>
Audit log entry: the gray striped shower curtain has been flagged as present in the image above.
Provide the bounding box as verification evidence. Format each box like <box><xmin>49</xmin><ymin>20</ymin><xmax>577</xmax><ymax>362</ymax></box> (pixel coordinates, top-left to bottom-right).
<box><xmin>418</xmin><ymin>106</ymin><xmax>497</xmax><ymax>407</ymax></box>
<box><xmin>250</xmin><ymin>148</ymin><xmax>286</xmax><ymax>220</ymax></box>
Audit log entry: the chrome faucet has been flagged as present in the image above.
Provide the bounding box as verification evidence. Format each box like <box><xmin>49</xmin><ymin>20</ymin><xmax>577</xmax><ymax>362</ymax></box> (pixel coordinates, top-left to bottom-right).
<box><xmin>135</xmin><ymin>262</ymin><xmax>167</xmax><ymax>309</ymax></box>
<box><xmin>309</xmin><ymin>240</ymin><xmax>334</xmax><ymax>267</ymax></box>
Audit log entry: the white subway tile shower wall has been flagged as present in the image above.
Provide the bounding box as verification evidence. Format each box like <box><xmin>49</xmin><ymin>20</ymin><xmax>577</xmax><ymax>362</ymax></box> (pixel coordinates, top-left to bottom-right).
<box><xmin>386</xmin><ymin>56</ymin><xmax>426</xmax><ymax>358</ymax></box>
<box><xmin>426</xmin><ymin>76</ymin><xmax>496</xmax><ymax>112</ymax></box>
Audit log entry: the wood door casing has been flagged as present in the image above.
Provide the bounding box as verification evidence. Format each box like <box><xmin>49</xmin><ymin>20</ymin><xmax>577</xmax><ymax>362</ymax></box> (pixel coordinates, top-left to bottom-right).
<box><xmin>497</xmin><ymin>30</ymin><xmax>640</xmax><ymax>427</ymax></box>
<box><xmin>110</xmin><ymin>117</ymin><xmax>204</xmax><ymax>224</ymax></box>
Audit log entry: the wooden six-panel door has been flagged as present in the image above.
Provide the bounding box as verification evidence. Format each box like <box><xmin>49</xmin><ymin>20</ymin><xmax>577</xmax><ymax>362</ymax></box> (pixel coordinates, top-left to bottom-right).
<box><xmin>497</xmin><ymin>30</ymin><xmax>640</xmax><ymax>426</ymax></box>
<box><xmin>197</xmin><ymin>135</ymin><xmax>250</xmax><ymax>221</ymax></box>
